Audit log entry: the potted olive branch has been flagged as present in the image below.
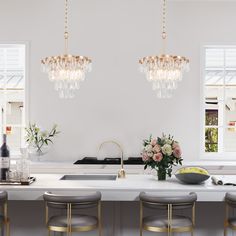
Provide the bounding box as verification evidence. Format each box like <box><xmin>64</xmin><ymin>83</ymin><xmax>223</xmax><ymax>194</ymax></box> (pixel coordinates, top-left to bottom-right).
<box><xmin>25</xmin><ymin>123</ymin><xmax>60</xmax><ymax>156</ymax></box>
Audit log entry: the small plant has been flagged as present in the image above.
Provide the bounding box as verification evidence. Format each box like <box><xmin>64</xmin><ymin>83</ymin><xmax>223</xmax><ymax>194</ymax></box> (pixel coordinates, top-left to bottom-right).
<box><xmin>25</xmin><ymin>123</ymin><xmax>60</xmax><ymax>155</ymax></box>
<box><xmin>142</xmin><ymin>134</ymin><xmax>183</xmax><ymax>180</ymax></box>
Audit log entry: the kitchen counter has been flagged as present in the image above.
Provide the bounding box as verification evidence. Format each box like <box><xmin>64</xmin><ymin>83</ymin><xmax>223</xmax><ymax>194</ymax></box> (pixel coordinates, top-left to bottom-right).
<box><xmin>3</xmin><ymin>174</ymin><xmax>236</xmax><ymax>201</ymax></box>
<box><xmin>28</xmin><ymin>160</ymin><xmax>236</xmax><ymax>175</ymax></box>
<box><xmin>2</xmin><ymin>173</ymin><xmax>235</xmax><ymax>236</ymax></box>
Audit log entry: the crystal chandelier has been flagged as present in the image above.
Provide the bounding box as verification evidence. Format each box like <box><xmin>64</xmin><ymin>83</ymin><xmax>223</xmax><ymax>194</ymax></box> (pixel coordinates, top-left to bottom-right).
<box><xmin>41</xmin><ymin>0</ymin><xmax>92</xmax><ymax>99</ymax></box>
<box><xmin>139</xmin><ymin>0</ymin><xmax>189</xmax><ymax>98</ymax></box>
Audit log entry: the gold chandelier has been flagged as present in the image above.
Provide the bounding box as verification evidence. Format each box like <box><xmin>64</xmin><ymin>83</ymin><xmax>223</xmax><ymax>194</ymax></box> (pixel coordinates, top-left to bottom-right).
<box><xmin>139</xmin><ymin>0</ymin><xmax>189</xmax><ymax>98</ymax></box>
<box><xmin>41</xmin><ymin>0</ymin><xmax>92</xmax><ymax>99</ymax></box>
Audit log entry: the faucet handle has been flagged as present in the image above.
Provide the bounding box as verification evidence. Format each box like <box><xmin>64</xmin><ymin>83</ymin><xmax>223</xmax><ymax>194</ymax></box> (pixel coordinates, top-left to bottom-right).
<box><xmin>118</xmin><ymin>168</ymin><xmax>126</xmax><ymax>179</ymax></box>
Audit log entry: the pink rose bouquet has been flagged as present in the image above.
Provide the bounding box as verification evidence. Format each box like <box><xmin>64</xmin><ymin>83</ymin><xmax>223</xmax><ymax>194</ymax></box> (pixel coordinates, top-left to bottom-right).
<box><xmin>142</xmin><ymin>134</ymin><xmax>183</xmax><ymax>180</ymax></box>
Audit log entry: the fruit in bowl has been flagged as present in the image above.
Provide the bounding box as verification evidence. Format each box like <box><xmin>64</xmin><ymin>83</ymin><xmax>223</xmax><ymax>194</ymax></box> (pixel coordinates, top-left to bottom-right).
<box><xmin>175</xmin><ymin>166</ymin><xmax>210</xmax><ymax>184</ymax></box>
<box><xmin>177</xmin><ymin>167</ymin><xmax>209</xmax><ymax>175</ymax></box>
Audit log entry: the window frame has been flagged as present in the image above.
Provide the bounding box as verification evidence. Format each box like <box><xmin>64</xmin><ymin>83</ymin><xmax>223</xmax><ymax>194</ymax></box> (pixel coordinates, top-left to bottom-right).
<box><xmin>0</xmin><ymin>41</ymin><xmax>29</xmax><ymax>158</ymax></box>
<box><xmin>200</xmin><ymin>44</ymin><xmax>236</xmax><ymax>160</ymax></box>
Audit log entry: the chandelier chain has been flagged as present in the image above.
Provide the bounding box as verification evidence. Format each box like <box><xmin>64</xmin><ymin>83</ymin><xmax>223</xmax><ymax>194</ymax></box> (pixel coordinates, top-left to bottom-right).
<box><xmin>162</xmin><ymin>0</ymin><xmax>167</xmax><ymax>40</ymax></box>
<box><xmin>64</xmin><ymin>0</ymin><xmax>69</xmax><ymax>54</ymax></box>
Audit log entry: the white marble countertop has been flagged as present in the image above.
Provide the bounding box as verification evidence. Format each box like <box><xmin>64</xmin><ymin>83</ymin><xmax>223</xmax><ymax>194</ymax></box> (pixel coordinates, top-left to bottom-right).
<box><xmin>3</xmin><ymin>174</ymin><xmax>236</xmax><ymax>201</ymax></box>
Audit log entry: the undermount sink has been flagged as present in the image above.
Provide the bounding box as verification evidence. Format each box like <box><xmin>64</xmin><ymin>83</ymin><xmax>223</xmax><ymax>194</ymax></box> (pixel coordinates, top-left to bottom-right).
<box><xmin>60</xmin><ymin>174</ymin><xmax>117</xmax><ymax>181</ymax></box>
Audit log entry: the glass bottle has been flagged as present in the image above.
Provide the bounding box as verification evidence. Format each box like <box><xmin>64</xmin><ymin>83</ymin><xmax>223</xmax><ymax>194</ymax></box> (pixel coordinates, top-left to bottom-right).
<box><xmin>0</xmin><ymin>134</ymin><xmax>10</xmax><ymax>181</ymax></box>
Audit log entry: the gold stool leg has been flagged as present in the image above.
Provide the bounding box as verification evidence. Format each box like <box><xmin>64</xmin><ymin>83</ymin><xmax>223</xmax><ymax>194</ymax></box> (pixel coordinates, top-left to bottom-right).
<box><xmin>167</xmin><ymin>227</ymin><xmax>170</xmax><ymax>236</ymax></box>
<box><xmin>98</xmin><ymin>201</ymin><xmax>102</xmax><ymax>236</ymax></box>
<box><xmin>224</xmin><ymin>203</ymin><xmax>229</xmax><ymax>236</ymax></box>
<box><xmin>191</xmin><ymin>229</ymin><xmax>194</xmax><ymax>236</ymax></box>
<box><xmin>139</xmin><ymin>224</ymin><xmax>142</xmax><ymax>236</ymax></box>
<box><xmin>224</xmin><ymin>226</ymin><xmax>227</xmax><ymax>236</ymax></box>
<box><xmin>99</xmin><ymin>223</ymin><xmax>102</xmax><ymax>236</ymax></box>
<box><xmin>167</xmin><ymin>204</ymin><xmax>170</xmax><ymax>236</ymax></box>
<box><xmin>139</xmin><ymin>228</ymin><xmax>142</xmax><ymax>236</ymax></box>
<box><xmin>48</xmin><ymin>229</ymin><xmax>51</xmax><ymax>236</ymax></box>
<box><xmin>6</xmin><ymin>221</ymin><xmax>10</xmax><ymax>236</ymax></box>
<box><xmin>139</xmin><ymin>201</ymin><xmax>143</xmax><ymax>236</ymax></box>
<box><xmin>168</xmin><ymin>204</ymin><xmax>172</xmax><ymax>236</ymax></box>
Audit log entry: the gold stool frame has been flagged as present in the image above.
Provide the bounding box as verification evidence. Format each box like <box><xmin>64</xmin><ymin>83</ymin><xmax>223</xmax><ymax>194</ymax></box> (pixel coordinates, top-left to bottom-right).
<box><xmin>45</xmin><ymin>201</ymin><xmax>102</xmax><ymax>236</ymax></box>
<box><xmin>224</xmin><ymin>202</ymin><xmax>236</xmax><ymax>236</ymax></box>
<box><xmin>0</xmin><ymin>202</ymin><xmax>10</xmax><ymax>236</ymax></box>
<box><xmin>140</xmin><ymin>201</ymin><xmax>195</xmax><ymax>236</ymax></box>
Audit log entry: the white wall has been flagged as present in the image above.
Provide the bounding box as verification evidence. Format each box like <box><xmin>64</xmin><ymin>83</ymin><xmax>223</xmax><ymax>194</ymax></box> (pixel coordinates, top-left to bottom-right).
<box><xmin>1</xmin><ymin>0</ymin><xmax>236</xmax><ymax>162</ymax></box>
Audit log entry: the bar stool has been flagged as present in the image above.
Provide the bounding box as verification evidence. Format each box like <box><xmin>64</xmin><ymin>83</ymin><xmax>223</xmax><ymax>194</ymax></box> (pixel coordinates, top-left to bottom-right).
<box><xmin>139</xmin><ymin>192</ymin><xmax>197</xmax><ymax>236</ymax></box>
<box><xmin>0</xmin><ymin>191</ymin><xmax>9</xmax><ymax>236</ymax></box>
<box><xmin>43</xmin><ymin>191</ymin><xmax>102</xmax><ymax>236</ymax></box>
<box><xmin>224</xmin><ymin>192</ymin><xmax>236</xmax><ymax>236</ymax></box>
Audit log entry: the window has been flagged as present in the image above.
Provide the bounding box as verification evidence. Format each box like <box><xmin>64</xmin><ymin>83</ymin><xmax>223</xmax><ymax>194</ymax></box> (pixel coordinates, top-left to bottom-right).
<box><xmin>0</xmin><ymin>44</ymin><xmax>26</xmax><ymax>156</ymax></box>
<box><xmin>203</xmin><ymin>46</ymin><xmax>236</xmax><ymax>158</ymax></box>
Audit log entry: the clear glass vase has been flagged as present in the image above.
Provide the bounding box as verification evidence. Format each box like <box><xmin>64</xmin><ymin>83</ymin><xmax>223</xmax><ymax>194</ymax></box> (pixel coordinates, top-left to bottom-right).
<box><xmin>157</xmin><ymin>168</ymin><xmax>166</xmax><ymax>181</ymax></box>
<box><xmin>27</xmin><ymin>144</ymin><xmax>51</xmax><ymax>161</ymax></box>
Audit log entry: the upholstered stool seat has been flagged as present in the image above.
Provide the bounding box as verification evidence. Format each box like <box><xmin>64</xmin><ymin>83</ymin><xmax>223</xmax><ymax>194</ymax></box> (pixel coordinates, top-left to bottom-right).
<box><xmin>143</xmin><ymin>215</ymin><xmax>192</xmax><ymax>230</ymax></box>
<box><xmin>43</xmin><ymin>191</ymin><xmax>102</xmax><ymax>235</ymax></box>
<box><xmin>48</xmin><ymin>214</ymin><xmax>98</xmax><ymax>230</ymax></box>
<box><xmin>139</xmin><ymin>192</ymin><xmax>197</xmax><ymax>236</ymax></box>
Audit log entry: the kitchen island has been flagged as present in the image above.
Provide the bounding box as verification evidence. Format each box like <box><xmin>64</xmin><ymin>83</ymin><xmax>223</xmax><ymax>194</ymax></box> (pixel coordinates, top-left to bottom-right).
<box><xmin>3</xmin><ymin>173</ymin><xmax>236</xmax><ymax>236</ymax></box>
<box><xmin>3</xmin><ymin>173</ymin><xmax>236</xmax><ymax>201</ymax></box>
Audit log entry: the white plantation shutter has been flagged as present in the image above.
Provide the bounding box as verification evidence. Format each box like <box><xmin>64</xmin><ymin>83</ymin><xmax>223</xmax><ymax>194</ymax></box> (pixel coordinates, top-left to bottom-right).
<box><xmin>0</xmin><ymin>44</ymin><xmax>26</xmax><ymax>155</ymax></box>
<box><xmin>226</xmin><ymin>48</ymin><xmax>236</xmax><ymax>68</ymax></box>
<box><xmin>0</xmin><ymin>44</ymin><xmax>25</xmax><ymax>90</ymax></box>
<box><xmin>204</xmin><ymin>46</ymin><xmax>236</xmax><ymax>157</ymax></box>
<box><xmin>205</xmin><ymin>48</ymin><xmax>224</xmax><ymax>69</ymax></box>
<box><xmin>205</xmin><ymin>47</ymin><xmax>236</xmax><ymax>86</ymax></box>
